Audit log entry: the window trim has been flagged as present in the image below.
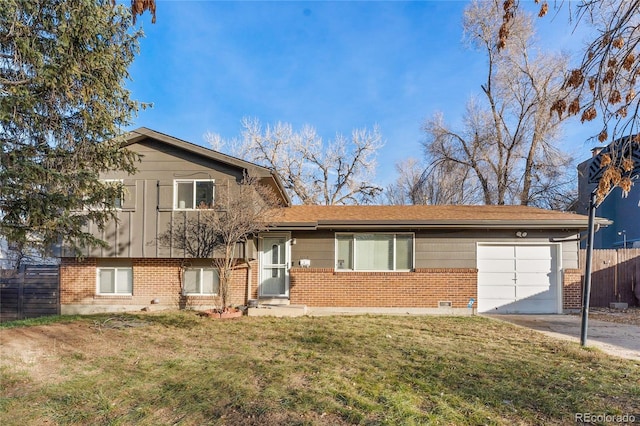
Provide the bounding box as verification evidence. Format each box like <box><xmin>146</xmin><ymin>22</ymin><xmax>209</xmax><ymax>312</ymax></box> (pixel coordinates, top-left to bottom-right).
<box><xmin>173</xmin><ymin>179</ymin><xmax>215</xmax><ymax>210</ymax></box>
<box><xmin>96</xmin><ymin>266</ymin><xmax>133</xmax><ymax>295</ymax></box>
<box><xmin>182</xmin><ymin>267</ymin><xmax>220</xmax><ymax>296</ymax></box>
<box><xmin>334</xmin><ymin>232</ymin><xmax>415</xmax><ymax>272</ymax></box>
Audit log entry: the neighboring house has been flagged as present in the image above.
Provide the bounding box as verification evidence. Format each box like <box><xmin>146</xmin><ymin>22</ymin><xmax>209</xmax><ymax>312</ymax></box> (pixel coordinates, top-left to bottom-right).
<box><xmin>0</xmin><ymin>239</ymin><xmax>10</xmax><ymax>269</ymax></box>
<box><xmin>576</xmin><ymin>141</ymin><xmax>640</xmax><ymax>249</ymax></box>
<box><xmin>0</xmin><ymin>238</ymin><xmax>59</xmax><ymax>269</ymax></box>
<box><xmin>59</xmin><ymin>128</ymin><xmax>602</xmax><ymax>315</ymax></box>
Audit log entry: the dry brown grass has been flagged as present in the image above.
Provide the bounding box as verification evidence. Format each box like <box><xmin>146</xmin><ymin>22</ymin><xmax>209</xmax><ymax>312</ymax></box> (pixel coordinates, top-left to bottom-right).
<box><xmin>1</xmin><ymin>312</ymin><xmax>639</xmax><ymax>425</ymax></box>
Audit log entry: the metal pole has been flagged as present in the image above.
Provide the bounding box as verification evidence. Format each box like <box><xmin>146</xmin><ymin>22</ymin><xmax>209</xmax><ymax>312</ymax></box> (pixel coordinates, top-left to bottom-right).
<box><xmin>580</xmin><ymin>190</ymin><xmax>598</xmax><ymax>347</ymax></box>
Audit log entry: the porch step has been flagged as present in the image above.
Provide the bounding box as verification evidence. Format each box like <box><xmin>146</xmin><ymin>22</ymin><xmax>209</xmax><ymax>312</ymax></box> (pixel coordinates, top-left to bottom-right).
<box><xmin>247</xmin><ymin>304</ymin><xmax>307</xmax><ymax>317</ymax></box>
<box><xmin>257</xmin><ymin>298</ymin><xmax>290</xmax><ymax>306</ymax></box>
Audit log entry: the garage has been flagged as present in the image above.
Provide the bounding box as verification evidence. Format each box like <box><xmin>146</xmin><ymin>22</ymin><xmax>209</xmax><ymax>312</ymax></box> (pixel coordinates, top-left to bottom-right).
<box><xmin>477</xmin><ymin>244</ymin><xmax>561</xmax><ymax>314</ymax></box>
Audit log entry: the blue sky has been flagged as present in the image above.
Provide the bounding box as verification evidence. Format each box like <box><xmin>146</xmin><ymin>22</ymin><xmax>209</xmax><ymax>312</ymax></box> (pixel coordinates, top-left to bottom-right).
<box><xmin>127</xmin><ymin>0</ymin><xmax>600</xmax><ymax>188</ymax></box>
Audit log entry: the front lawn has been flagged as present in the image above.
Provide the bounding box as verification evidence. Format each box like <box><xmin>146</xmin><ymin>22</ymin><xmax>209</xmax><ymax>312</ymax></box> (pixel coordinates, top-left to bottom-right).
<box><xmin>1</xmin><ymin>312</ymin><xmax>638</xmax><ymax>425</ymax></box>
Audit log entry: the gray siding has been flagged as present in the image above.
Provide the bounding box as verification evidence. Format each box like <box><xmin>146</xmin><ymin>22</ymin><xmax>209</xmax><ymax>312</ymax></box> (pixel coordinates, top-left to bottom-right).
<box><xmin>67</xmin><ymin>139</ymin><xmax>253</xmax><ymax>258</ymax></box>
<box><xmin>291</xmin><ymin>231</ymin><xmax>335</xmax><ymax>268</ymax></box>
<box><xmin>102</xmin><ymin>140</ymin><xmax>246</xmax><ymax>181</ymax></box>
<box><xmin>561</xmin><ymin>239</ymin><xmax>580</xmax><ymax>269</ymax></box>
<box><xmin>291</xmin><ymin>229</ymin><xmax>582</xmax><ymax>270</ymax></box>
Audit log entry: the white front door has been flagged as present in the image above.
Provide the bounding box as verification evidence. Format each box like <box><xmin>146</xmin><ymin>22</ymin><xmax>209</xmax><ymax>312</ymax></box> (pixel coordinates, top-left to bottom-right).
<box><xmin>259</xmin><ymin>235</ymin><xmax>289</xmax><ymax>297</ymax></box>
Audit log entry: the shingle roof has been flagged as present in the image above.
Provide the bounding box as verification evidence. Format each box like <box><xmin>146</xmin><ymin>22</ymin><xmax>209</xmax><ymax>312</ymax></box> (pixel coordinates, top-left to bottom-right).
<box><xmin>270</xmin><ymin>205</ymin><xmax>607</xmax><ymax>230</ymax></box>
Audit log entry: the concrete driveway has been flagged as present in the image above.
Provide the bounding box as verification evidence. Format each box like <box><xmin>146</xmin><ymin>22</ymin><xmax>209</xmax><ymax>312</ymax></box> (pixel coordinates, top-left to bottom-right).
<box><xmin>485</xmin><ymin>314</ymin><xmax>640</xmax><ymax>361</ymax></box>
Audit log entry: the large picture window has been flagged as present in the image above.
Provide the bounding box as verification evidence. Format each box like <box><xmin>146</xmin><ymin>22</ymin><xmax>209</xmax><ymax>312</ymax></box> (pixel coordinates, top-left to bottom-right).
<box><xmin>336</xmin><ymin>233</ymin><xmax>414</xmax><ymax>271</ymax></box>
<box><xmin>97</xmin><ymin>267</ymin><xmax>132</xmax><ymax>295</ymax></box>
<box><xmin>175</xmin><ymin>180</ymin><xmax>214</xmax><ymax>209</ymax></box>
<box><xmin>183</xmin><ymin>267</ymin><xmax>219</xmax><ymax>295</ymax></box>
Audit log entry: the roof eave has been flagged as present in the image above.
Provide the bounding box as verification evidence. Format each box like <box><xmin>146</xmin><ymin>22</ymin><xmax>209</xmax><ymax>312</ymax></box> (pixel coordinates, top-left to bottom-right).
<box><xmin>270</xmin><ymin>219</ymin><xmax>610</xmax><ymax>230</ymax></box>
<box><xmin>326</xmin><ymin>219</ymin><xmax>589</xmax><ymax>228</ymax></box>
<box><xmin>268</xmin><ymin>172</ymin><xmax>292</xmax><ymax>207</ymax></box>
<box><xmin>270</xmin><ymin>221</ymin><xmax>318</xmax><ymax>230</ymax></box>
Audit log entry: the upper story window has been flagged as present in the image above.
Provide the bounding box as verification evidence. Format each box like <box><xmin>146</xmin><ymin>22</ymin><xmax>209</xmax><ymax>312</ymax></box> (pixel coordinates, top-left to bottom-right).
<box><xmin>174</xmin><ymin>180</ymin><xmax>214</xmax><ymax>209</ymax></box>
<box><xmin>102</xmin><ymin>179</ymin><xmax>123</xmax><ymax>209</ymax></box>
<box><xmin>335</xmin><ymin>233</ymin><xmax>414</xmax><ymax>272</ymax></box>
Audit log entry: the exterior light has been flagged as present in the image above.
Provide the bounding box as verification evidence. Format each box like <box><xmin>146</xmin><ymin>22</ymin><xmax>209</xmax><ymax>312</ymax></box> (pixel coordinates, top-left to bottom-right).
<box><xmin>617</xmin><ymin>230</ymin><xmax>627</xmax><ymax>248</ymax></box>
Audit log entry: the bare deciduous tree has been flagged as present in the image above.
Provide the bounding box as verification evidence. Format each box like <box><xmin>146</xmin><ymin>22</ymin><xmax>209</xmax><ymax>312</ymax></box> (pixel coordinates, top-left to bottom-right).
<box><xmin>421</xmin><ymin>0</ymin><xmax>575</xmax><ymax>208</ymax></box>
<box><xmin>212</xmin><ymin>118</ymin><xmax>384</xmax><ymax>205</ymax></box>
<box><xmin>385</xmin><ymin>157</ymin><xmax>476</xmax><ymax>205</ymax></box>
<box><xmin>158</xmin><ymin>175</ymin><xmax>281</xmax><ymax>309</ymax></box>
<box><xmin>386</xmin><ymin>159</ymin><xmax>428</xmax><ymax>205</ymax></box>
<box><xmin>500</xmin><ymin>0</ymin><xmax>640</xmax><ymax>201</ymax></box>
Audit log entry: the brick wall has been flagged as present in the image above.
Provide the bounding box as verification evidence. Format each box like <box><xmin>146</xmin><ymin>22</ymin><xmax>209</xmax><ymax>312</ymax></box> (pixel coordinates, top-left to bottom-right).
<box><xmin>289</xmin><ymin>268</ymin><xmax>478</xmax><ymax>308</ymax></box>
<box><xmin>61</xmin><ymin>259</ymin><xmax>579</xmax><ymax>312</ymax></box>
<box><xmin>60</xmin><ymin>258</ymin><xmax>257</xmax><ymax>313</ymax></box>
<box><xmin>60</xmin><ymin>258</ymin><xmax>97</xmax><ymax>306</ymax></box>
<box><xmin>563</xmin><ymin>268</ymin><xmax>583</xmax><ymax>310</ymax></box>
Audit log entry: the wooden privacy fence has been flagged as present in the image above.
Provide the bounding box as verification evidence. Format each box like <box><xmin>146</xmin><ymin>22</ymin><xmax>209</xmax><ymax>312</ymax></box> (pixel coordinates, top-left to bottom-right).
<box><xmin>579</xmin><ymin>249</ymin><xmax>640</xmax><ymax>307</ymax></box>
<box><xmin>0</xmin><ymin>265</ymin><xmax>60</xmax><ymax>322</ymax></box>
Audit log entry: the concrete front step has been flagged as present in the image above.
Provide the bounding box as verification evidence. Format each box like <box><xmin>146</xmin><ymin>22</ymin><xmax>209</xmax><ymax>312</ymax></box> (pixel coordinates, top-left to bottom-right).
<box><xmin>256</xmin><ymin>298</ymin><xmax>290</xmax><ymax>306</ymax></box>
<box><xmin>247</xmin><ymin>304</ymin><xmax>307</xmax><ymax>317</ymax></box>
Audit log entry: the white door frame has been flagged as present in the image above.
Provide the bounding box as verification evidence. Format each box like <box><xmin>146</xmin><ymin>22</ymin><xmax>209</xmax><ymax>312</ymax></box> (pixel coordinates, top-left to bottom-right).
<box><xmin>258</xmin><ymin>233</ymin><xmax>291</xmax><ymax>298</ymax></box>
<box><xmin>476</xmin><ymin>242</ymin><xmax>563</xmax><ymax>314</ymax></box>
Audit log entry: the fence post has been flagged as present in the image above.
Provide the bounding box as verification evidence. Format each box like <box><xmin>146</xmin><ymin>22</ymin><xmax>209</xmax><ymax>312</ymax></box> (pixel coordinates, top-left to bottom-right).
<box><xmin>55</xmin><ymin>265</ymin><xmax>61</xmax><ymax>315</ymax></box>
<box><xmin>614</xmin><ymin>249</ymin><xmax>619</xmax><ymax>303</ymax></box>
<box><xmin>18</xmin><ymin>265</ymin><xmax>25</xmax><ymax>320</ymax></box>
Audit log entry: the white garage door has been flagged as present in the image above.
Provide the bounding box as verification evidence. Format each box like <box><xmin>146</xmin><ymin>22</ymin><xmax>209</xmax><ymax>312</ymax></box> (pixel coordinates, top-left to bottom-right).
<box><xmin>477</xmin><ymin>244</ymin><xmax>560</xmax><ymax>314</ymax></box>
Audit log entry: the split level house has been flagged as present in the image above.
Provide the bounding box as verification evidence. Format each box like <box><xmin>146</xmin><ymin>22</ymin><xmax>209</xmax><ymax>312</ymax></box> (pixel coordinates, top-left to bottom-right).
<box><xmin>59</xmin><ymin>128</ymin><xmax>606</xmax><ymax>315</ymax></box>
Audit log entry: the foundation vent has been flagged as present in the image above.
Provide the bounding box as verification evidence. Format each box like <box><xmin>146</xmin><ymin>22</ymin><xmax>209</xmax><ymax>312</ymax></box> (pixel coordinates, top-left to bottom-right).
<box><xmin>438</xmin><ymin>301</ymin><xmax>453</xmax><ymax>308</ymax></box>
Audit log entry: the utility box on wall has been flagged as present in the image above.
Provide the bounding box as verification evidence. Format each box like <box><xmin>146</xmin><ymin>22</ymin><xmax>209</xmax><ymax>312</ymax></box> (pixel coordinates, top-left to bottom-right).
<box><xmin>299</xmin><ymin>259</ymin><xmax>311</xmax><ymax>268</ymax></box>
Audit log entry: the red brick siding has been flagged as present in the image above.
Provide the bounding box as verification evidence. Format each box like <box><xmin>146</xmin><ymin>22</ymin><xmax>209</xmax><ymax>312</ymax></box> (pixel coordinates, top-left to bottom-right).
<box><xmin>563</xmin><ymin>268</ymin><xmax>582</xmax><ymax>309</ymax></box>
<box><xmin>62</xmin><ymin>259</ymin><xmax>578</xmax><ymax>312</ymax></box>
<box><xmin>289</xmin><ymin>268</ymin><xmax>478</xmax><ymax>308</ymax></box>
<box><xmin>60</xmin><ymin>258</ymin><xmax>257</xmax><ymax>310</ymax></box>
<box><xmin>249</xmin><ymin>262</ymin><xmax>259</xmax><ymax>300</ymax></box>
<box><xmin>60</xmin><ymin>258</ymin><xmax>97</xmax><ymax>305</ymax></box>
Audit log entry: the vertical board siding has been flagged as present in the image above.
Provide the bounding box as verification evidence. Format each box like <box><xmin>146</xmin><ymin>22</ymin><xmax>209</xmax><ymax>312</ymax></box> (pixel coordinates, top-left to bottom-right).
<box><xmin>122</xmin><ymin>179</ymin><xmax>137</xmax><ymax>210</ymax></box>
<box><xmin>579</xmin><ymin>248</ymin><xmax>640</xmax><ymax>306</ymax></box>
<box><xmin>86</xmin><ymin>137</ymin><xmax>251</xmax><ymax>258</ymax></box>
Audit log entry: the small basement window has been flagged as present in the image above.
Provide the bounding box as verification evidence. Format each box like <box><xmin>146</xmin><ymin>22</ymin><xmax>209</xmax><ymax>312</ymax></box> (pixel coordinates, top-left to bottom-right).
<box><xmin>183</xmin><ymin>267</ymin><xmax>220</xmax><ymax>296</ymax></box>
<box><xmin>97</xmin><ymin>267</ymin><xmax>132</xmax><ymax>295</ymax></box>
